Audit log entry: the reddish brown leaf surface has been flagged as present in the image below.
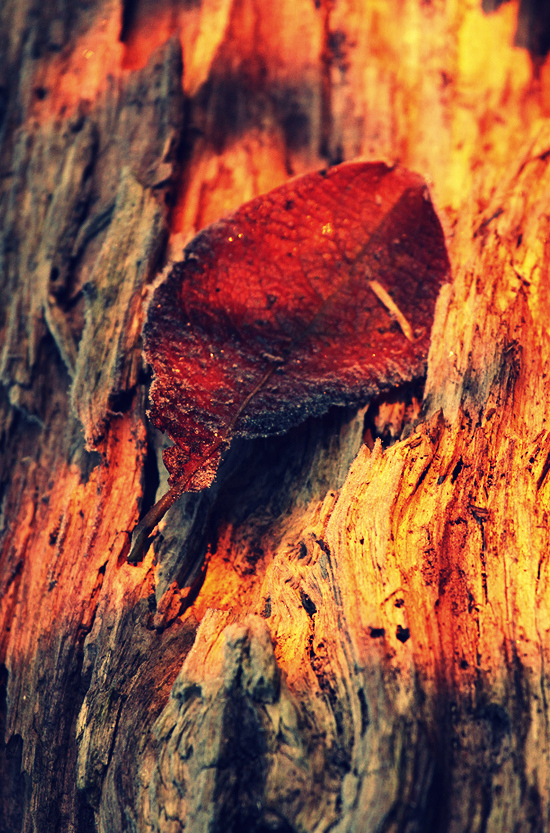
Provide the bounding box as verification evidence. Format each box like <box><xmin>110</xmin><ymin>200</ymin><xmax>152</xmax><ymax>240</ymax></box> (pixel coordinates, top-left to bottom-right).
<box><xmin>129</xmin><ymin>161</ymin><xmax>449</xmax><ymax>561</ymax></box>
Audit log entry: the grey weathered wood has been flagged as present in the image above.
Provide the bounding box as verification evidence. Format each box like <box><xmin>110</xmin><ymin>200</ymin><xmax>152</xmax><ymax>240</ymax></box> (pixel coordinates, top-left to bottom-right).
<box><xmin>1</xmin><ymin>2</ymin><xmax>550</xmax><ymax>832</ymax></box>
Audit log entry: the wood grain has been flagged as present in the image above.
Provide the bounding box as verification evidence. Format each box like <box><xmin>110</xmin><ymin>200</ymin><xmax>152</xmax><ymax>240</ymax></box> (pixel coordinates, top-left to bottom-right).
<box><xmin>1</xmin><ymin>1</ymin><xmax>550</xmax><ymax>832</ymax></box>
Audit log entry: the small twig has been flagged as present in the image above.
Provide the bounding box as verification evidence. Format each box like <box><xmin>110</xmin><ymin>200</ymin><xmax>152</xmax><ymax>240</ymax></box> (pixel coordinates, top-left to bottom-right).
<box><xmin>368</xmin><ymin>279</ymin><xmax>413</xmax><ymax>342</ymax></box>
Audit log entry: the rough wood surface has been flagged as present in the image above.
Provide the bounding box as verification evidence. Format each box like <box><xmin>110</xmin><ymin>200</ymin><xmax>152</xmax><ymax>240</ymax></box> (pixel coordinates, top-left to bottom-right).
<box><xmin>1</xmin><ymin>1</ymin><xmax>550</xmax><ymax>832</ymax></box>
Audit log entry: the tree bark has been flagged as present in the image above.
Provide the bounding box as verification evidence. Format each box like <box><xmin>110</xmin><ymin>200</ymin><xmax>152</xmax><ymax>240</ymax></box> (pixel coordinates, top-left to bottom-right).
<box><xmin>1</xmin><ymin>1</ymin><xmax>550</xmax><ymax>832</ymax></box>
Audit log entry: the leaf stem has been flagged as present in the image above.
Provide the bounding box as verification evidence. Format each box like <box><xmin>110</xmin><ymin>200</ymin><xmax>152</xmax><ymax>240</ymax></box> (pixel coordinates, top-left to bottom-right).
<box><xmin>128</xmin><ymin>363</ymin><xmax>278</xmax><ymax>564</ymax></box>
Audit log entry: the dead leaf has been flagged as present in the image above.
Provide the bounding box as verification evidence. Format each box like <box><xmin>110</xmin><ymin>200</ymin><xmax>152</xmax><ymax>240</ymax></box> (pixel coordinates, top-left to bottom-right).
<box><xmin>129</xmin><ymin>161</ymin><xmax>449</xmax><ymax>562</ymax></box>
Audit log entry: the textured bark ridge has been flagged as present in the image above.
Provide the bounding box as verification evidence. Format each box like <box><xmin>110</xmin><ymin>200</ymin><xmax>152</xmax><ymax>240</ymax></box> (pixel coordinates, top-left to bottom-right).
<box><xmin>1</xmin><ymin>2</ymin><xmax>550</xmax><ymax>833</ymax></box>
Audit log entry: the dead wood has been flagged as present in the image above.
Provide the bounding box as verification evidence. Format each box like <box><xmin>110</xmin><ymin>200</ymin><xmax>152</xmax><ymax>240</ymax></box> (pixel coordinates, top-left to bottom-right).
<box><xmin>1</xmin><ymin>2</ymin><xmax>550</xmax><ymax>832</ymax></box>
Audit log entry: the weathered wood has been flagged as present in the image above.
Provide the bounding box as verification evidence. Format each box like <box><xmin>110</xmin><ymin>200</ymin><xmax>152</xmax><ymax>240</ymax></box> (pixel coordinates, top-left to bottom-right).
<box><xmin>1</xmin><ymin>1</ymin><xmax>550</xmax><ymax>832</ymax></box>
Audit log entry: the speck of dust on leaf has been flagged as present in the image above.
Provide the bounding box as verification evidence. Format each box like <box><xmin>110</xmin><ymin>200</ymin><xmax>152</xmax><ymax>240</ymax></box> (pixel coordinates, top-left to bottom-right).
<box><xmin>128</xmin><ymin>160</ymin><xmax>450</xmax><ymax>564</ymax></box>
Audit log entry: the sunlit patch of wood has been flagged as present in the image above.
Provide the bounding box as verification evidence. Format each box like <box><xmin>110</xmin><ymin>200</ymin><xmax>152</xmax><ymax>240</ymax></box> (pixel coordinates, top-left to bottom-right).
<box><xmin>27</xmin><ymin>12</ymin><xmax>122</xmax><ymax>123</ymax></box>
<box><xmin>170</xmin><ymin>138</ymin><xmax>292</xmax><ymax>238</ymax></box>
<box><xmin>121</xmin><ymin>5</ymin><xmax>178</xmax><ymax>72</ymax></box>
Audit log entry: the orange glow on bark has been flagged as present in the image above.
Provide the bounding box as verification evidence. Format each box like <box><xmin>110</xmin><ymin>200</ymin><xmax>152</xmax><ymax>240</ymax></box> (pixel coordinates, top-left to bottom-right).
<box><xmin>121</xmin><ymin>9</ymin><xmax>178</xmax><ymax>72</ymax></box>
<box><xmin>9</xmin><ymin>0</ymin><xmax>550</xmax><ymax>678</ymax></box>
<box><xmin>0</xmin><ymin>406</ymin><xmax>148</xmax><ymax>666</ymax></box>
<box><xmin>28</xmin><ymin>13</ymin><xmax>122</xmax><ymax>122</ymax></box>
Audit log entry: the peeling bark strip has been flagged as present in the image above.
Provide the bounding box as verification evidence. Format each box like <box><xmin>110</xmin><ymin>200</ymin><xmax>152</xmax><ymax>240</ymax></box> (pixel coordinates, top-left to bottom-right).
<box><xmin>2</xmin><ymin>2</ymin><xmax>550</xmax><ymax>833</ymax></box>
<box><xmin>0</xmin><ymin>31</ymin><xmax>182</xmax><ymax>429</ymax></box>
<box><xmin>0</xmin><ymin>17</ymin><xmax>185</xmax><ymax>833</ymax></box>
<box><xmin>70</xmin><ymin>170</ymin><xmax>167</xmax><ymax>445</ymax></box>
